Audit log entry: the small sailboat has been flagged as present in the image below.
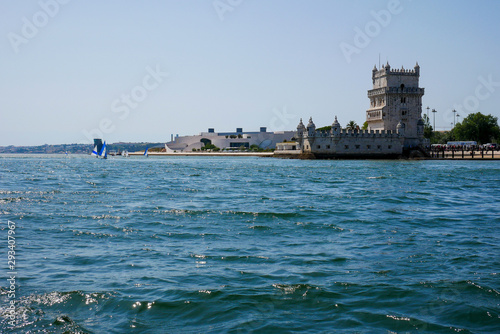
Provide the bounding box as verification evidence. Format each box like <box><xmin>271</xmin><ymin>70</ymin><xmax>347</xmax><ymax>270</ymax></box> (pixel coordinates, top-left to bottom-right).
<box><xmin>99</xmin><ymin>141</ymin><xmax>108</xmax><ymax>159</ymax></box>
<box><xmin>91</xmin><ymin>145</ymin><xmax>99</xmax><ymax>157</ymax></box>
<box><xmin>144</xmin><ymin>147</ymin><xmax>149</xmax><ymax>157</ymax></box>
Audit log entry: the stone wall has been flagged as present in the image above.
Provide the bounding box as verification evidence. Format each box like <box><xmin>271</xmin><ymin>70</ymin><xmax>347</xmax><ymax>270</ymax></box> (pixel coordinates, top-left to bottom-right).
<box><xmin>301</xmin><ymin>129</ymin><xmax>404</xmax><ymax>157</ymax></box>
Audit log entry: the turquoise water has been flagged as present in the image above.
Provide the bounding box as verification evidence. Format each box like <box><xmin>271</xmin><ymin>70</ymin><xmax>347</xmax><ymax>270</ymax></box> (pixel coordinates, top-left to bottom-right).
<box><xmin>0</xmin><ymin>155</ymin><xmax>499</xmax><ymax>333</ymax></box>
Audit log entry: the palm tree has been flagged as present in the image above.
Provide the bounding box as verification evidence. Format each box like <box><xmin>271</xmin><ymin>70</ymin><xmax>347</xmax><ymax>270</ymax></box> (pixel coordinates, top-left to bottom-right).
<box><xmin>346</xmin><ymin>120</ymin><xmax>358</xmax><ymax>131</ymax></box>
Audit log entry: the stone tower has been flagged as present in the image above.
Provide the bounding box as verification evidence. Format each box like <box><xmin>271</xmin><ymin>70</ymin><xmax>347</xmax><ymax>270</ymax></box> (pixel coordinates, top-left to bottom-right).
<box><xmin>366</xmin><ymin>62</ymin><xmax>425</xmax><ymax>147</ymax></box>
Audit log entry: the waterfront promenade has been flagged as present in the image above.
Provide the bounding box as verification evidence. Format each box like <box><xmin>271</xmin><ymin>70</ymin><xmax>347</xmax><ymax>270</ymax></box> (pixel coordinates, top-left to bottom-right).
<box><xmin>430</xmin><ymin>149</ymin><xmax>500</xmax><ymax>160</ymax></box>
<box><xmin>126</xmin><ymin>149</ymin><xmax>500</xmax><ymax>160</ymax></box>
<box><xmin>128</xmin><ymin>151</ymin><xmax>274</xmax><ymax>157</ymax></box>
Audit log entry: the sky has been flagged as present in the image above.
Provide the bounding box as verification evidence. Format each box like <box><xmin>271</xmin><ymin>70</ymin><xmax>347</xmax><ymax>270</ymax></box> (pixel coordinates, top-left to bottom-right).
<box><xmin>1</xmin><ymin>0</ymin><xmax>500</xmax><ymax>146</ymax></box>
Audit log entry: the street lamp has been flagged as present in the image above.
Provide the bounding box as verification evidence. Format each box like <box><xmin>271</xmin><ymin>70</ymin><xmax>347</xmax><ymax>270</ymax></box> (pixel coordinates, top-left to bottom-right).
<box><xmin>432</xmin><ymin>109</ymin><xmax>437</xmax><ymax>134</ymax></box>
<box><xmin>452</xmin><ymin>109</ymin><xmax>457</xmax><ymax>128</ymax></box>
<box><xmin>456</xmin><ymin>114</ymin><xmax>460</xmax><ymax>124</ymax></box>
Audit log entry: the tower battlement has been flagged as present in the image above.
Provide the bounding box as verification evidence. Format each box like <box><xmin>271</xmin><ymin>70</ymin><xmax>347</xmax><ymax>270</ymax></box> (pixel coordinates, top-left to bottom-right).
<box><xmin>372</xmin><ymin>62</ymin><xmax>420</xmax><ymax>81</ymax></box>
<box><xmin>293</xmin><ymin>116</ymin><xmax>405</xmax><ymax>158</ymax></box>
<box><xmin>305</xmin><ymin>128</ymin><xmax>401</xmax><ymax>138</ymax></box>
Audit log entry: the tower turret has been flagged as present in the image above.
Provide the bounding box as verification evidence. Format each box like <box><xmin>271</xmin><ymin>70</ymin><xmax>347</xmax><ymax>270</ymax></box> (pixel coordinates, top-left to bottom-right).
<box><xmin>417</xmin><ymin>118</ymin><xmax>424</xmax><ymax>138</ymax></box>
<box><xmin>306</xmin><ymin>117</ymin><xmax>316</xmax><ymax>137</ymax></box>
<box><xmin>396</xmin><ymin>120</ymin><xmax>405</xmax><ymax>136</ymax></box>
<box><xmin>331</xmin><ymin>116</ymin><xmax>341</xmax><ymax>135</ymax></box>
<box><xmin>296</xmin><ymin>118</ymin><xmax>306</xmax><ymax>137</ymax></box>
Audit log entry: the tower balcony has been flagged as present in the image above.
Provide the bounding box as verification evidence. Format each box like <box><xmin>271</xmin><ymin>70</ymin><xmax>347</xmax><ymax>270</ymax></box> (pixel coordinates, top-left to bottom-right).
<box><xmin>368</xmin><ymin>87</ymin><xmax>424</xmax><ymax>97</ymax></box>
<box><xmin>366</xmin><ymin>109</ymin><xmax>383</xmax><ymax>120</ymax></box>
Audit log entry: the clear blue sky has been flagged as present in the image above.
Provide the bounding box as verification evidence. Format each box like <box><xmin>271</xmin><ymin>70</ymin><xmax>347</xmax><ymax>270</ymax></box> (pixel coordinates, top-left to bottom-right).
<box><xmin>1</xmin><ymin>0</ymin><xmax>499</xmax><ymax>146</ymax></box>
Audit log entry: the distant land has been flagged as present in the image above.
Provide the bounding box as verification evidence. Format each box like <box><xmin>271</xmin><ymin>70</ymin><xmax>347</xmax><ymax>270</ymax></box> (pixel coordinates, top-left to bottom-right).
<box><xmin>0</xmin><ymin>142</ymin><xmax>165</xmax><ymax>154</ymax></box>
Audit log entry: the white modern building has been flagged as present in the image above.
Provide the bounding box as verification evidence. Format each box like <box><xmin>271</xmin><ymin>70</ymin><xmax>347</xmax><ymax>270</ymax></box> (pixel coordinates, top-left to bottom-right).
<box><xmin>165</xmin><ymin>127</ymin><xmax>296</xmax><ymax>152</ymax></box>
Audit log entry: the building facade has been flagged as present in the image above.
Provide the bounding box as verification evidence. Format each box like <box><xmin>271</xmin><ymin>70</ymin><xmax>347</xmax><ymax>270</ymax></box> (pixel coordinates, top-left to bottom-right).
<box><xmin>367</xmin><ymin>62</ymin><xmax>425</xmax><ymax>148</ymax></box>
<box><xmin>166</xmin><ymin>127</ymin><xmax>296</xmax><ymax>151</ymax></box>
<box><xmin>287</xmin><ymin>63</ymin><xmax>427</xmax><ymax>158</ymax></box>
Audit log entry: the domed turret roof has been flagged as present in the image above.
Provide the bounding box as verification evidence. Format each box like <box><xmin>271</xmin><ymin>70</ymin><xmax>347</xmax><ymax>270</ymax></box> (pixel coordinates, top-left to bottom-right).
<box><xmin>332</xmin><ymin>116</ymin><xmax>341</xmax><ymax>128</ymax></box>
<box><xmin>307</xmin><ymin>117</ymin><xmax>315</xmax><ymax>128</ymax></box>
<box><xmin>417</xmin><ymin>118</ymin><xmax>425</xmax><ymax>125</ymax></box>
<box><xmin>297</xmin><ymin>118</ymin><xmax>306</xmax><ymax>130</ymax></box>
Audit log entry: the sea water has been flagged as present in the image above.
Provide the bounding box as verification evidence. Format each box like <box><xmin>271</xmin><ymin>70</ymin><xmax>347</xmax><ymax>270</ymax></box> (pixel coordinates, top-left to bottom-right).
<box><xmin>0</xmin><ymin>154</ymin><xmax>499</xmax><ymax>333</ymax></box>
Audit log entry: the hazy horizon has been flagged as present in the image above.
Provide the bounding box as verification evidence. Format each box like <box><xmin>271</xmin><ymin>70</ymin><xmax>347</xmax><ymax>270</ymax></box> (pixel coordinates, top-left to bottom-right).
<box><xmin>1</xmin><ymin>0</ymin><xmax>500</xmax><ymax>146</ymax></box>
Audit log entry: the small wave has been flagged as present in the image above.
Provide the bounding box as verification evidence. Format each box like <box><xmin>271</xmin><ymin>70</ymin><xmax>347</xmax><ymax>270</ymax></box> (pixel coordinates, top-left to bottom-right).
<box><xmin>272</xmin><ymin>283</ymin><xmax>319</xmax><ymax>295</ymax></box>
<box><xmin>248</xmin><ymin>225</ymin><xmax>271</xmax><ymax>230</ymax></box>
<box><xmin>0</xmin><ymin>197</ymin><xmax>23</xmax><ymax>203</ymax></box>
<box><xmin>91</xmin><ymin>214</ymin><xmax>122</xmax><ymax>220</ymax></box>
<box><xmin>0</xmin><ymin>290</ymin><xmax>111</xmax><ymax>333</ymax></box>
<box><xmin>0</xmin><ymin>190</ymin><xmax>22</xmax><ymax>195</ymax></box>
<box><xmin>72</xmin><ymin>229</ymin><xmax>117</xmax><ymax>239</ymax></box>
<box><xmin>160</xmin><ymin>208</ymin><xmax>301</xmax><ymax>219</ymax></box>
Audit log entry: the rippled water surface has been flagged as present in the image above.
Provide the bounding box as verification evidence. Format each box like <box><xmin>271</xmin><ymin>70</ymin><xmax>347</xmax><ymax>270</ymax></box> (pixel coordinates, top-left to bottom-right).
<box><xmin>0</xmin><ymin>154</ymin><xmax>499</xmax><ymax>333</ymax></box>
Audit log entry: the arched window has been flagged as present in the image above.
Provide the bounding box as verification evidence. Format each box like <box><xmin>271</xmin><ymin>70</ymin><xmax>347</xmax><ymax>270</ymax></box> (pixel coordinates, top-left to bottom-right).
<box><xmin>200</xmin><ymin>138</ymin><xmax>212</xmax><ymax>146</ymax></box>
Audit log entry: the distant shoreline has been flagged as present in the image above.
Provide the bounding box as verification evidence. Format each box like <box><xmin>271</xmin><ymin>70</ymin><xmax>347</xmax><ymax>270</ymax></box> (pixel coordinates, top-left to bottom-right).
<box><xmin>130</xmin><ymin>152</ymin><xmax>274</xmax><ymax>157</ymax></box>
<box><xmin>1</xmin><ymin>151</ymin><xmax>499</xmax><ymax>160</ymax></box>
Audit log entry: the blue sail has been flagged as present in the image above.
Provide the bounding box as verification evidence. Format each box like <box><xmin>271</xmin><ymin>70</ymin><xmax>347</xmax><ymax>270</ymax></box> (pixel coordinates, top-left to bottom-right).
<box><xmin>144</xmin><ymin>147</ymin><xmax>149</xmax><ymax>157</ymax></box>
<box><xmin>99</xmin><ymin>141</ymin><xmax>107</xmax><ymax>159</ymax></box>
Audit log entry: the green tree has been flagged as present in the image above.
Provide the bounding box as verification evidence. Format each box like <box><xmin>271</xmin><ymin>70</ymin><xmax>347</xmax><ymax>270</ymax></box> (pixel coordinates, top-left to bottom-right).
<box><xmin>249</xmin><ymin>144</ymin><xmax>260</xmax><ymax>151</ymax></box>
<box><xmin>203</xmin><ymin>143</ymin><xmax>219</xmax><ymax>151</ymax></box>
<box><xmin>361</xmin><ymin>121</ymin><xmax>368</xmax><ymax>130</ymax></box>
<box><xmin>346</xmin><ymin>120</ymin><xmax>358</xmax><ymax>131</ymax></box>
<box><xmin>422</xmin><ymin>114</ymin><xmax>433</xmax><ymax>139</ymax></box>
<box><xmin>316</xmin><ymin>125</ymin><xmax>332</xmax><ymax>132</ymax></box>
<box><xmin>430</xmin><ymin>131</ymin><xmax>452</xmax><ymax>145</ymax></box>
<box><xmin>453</xmin><ymin>112</ymin><xmax>500</xmax><ymax>144</ymax></box>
